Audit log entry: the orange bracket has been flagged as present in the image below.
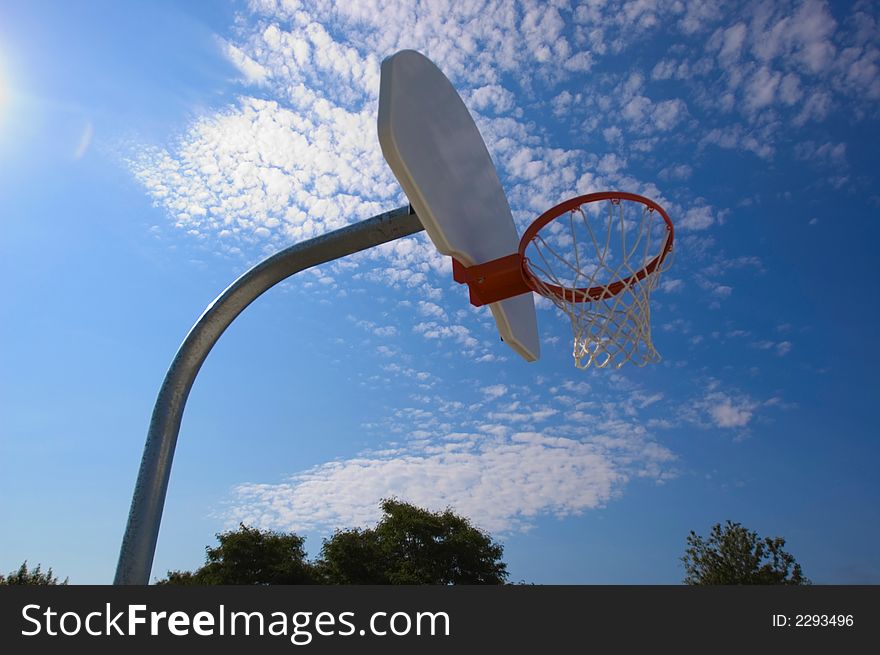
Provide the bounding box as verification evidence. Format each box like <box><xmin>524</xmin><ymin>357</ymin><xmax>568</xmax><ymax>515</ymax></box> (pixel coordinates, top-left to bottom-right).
<box><xmin>452</xmin><ymin>255</ymin><xmax>532</xmax><ymax>307</ymax></box>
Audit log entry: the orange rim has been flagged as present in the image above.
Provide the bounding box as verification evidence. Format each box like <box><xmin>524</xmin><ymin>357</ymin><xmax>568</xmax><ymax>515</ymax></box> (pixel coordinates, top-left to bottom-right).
<box><xmin>518</xmin><ymin>191</ymin><xmax>674</xmax><ymax>302</ymax></box>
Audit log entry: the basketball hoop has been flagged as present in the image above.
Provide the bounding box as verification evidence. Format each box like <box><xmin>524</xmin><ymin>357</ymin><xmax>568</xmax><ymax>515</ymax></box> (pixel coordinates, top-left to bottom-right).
<box><xmin>520</xmin><ymin>191</ymin><xmax>674</xmax><ymax>368</ymax></box>
<box><xmin>452</xmin><ymin>191</ymin><xmax>674</xmax><ymax>369</ymax></box>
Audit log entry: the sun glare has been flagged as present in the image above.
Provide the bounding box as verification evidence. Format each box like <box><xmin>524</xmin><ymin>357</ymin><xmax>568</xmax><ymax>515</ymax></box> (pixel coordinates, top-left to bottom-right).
<box><xmin>0</xmin><ymin>50</ymin><xmax>18</xmax><ymax>147</ymax></box>
<box><xmin>0</xmin><ymin>55</ymin><xmax>8</xmax><ymax>128</ymax></box>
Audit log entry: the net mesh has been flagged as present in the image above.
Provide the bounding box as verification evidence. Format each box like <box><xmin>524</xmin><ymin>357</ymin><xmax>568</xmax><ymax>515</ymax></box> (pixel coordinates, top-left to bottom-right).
<box><xmin>523</xmin><ymin>197</ymin><xmax>673</xmax><ymax>369</ymax></box>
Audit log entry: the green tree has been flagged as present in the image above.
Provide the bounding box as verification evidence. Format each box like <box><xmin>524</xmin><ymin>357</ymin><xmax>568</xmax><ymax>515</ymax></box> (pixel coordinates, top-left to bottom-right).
<box><xmin>316</xmin><ymin>499</ymin><xmax>507</xmax><ymax>584</ymax></box>
<box><xmin>1</xmin><ymin>561</ymin><xmax>68</xmax><ymax>585</ymax></box>
<box><xmin>682</xmin><ymin>521</ymin><xmax>809</xmax><ymax>585</ymax></box>
<box><xmin>158</xmin><ymin>524</ymin><xmax>316</xmax><ymax>585</ymax></box>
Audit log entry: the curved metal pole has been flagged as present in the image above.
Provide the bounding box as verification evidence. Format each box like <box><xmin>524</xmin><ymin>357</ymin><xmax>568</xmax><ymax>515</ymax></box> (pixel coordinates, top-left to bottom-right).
<box><xmin>115</xmin><ymin>205</ymin><xmax>423</xmax><ymax>584</ymax></box>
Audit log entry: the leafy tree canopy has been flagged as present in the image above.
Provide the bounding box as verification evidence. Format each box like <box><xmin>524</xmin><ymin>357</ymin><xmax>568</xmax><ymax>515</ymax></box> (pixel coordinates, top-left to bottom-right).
<box><xmin>682</xmin><ymin>520</ymin><xmax>809</xmax><ymax>585</ymax></box>
<box><xmin>158</xmin><ymin>523</ymin><xmax>315</xmax><ymax>585</ymax></box>
<box><xmin>160</xmin><ymin>500</ymin><xmax>508</xmax><ymax>585</ymax></box>
<box><xmin>316</xmin><ymin>499</ymin><xmax>507</xmax><ymax>584</ymax></box>
<box><xmin>1</xmin><ymin>561</ymin><xmax>67</xmax><ymax>585</ymax></box>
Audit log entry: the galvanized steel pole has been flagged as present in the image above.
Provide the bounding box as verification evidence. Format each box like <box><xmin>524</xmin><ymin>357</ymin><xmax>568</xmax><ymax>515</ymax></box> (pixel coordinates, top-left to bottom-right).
<box><xmin>114</xmin><ymin>205</ymin><xmax>422</xmax><ymax>584</ymax></box>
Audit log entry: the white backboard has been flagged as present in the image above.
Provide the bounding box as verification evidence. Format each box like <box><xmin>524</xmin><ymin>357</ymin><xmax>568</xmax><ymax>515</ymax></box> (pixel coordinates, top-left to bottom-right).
<box><xmin>378</xmin><ymin>50</ymin><xmax>539</xmax><ymax>362</ymax></box>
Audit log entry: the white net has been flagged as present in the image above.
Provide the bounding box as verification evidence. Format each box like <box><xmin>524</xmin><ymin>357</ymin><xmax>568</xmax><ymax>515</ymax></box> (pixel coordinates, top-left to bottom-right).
<box><xmin>523</xmin><ymin>196</ymin><xmax>673</xmax><ymax>369</ymax></box>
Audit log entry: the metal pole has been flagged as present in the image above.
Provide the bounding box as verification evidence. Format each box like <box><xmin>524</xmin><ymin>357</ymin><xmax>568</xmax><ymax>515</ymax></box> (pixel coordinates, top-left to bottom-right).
<box><xmin>114</xmin><ymin>205</ymin><xmax>423</xmax><ymax>584</ymax></box>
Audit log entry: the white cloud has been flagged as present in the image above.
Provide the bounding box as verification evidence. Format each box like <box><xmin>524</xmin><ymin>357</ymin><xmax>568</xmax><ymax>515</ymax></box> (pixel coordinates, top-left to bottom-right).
<box><xmin>221</xmin><ymin>40</ymin><xmax>271</xmax><ymax>85</ymax></box>
<box><xmin>749</xmin><ymin>0</ymin><xmax>837</xmax><ymax>73</ymax></box>
<box><xmin>483</xmin><ymin>384</ymin><xmax>508</xmax><ymax>400</ymax></box>
<box><xmin>701</xmin><ymin>125</ymin><xmax>775</xmax><ymax>159</ymax></box>
<box><xmin>488</xmin><ymin>407</ymin><xmax>558</xmax><ymax>423</ymax></box>
<box><xmin>651</xmin><ymin>59</ymin><xmax>677</xmax><ymax>80</ymax></box>
<box><xmin>660</xmin><ymin>278</ymin><xmax>684</xmax><ymax>293</ymax></box>
<box><xmin>659</xmin><ymin>164</ymin><xmax>693</xmax><ymax>181</ymax></box>
<box><xmin>468</xmin><ymin>84</ymin><xmax>518</xmax><ymax>115</ymax></box>
<box><xmin>713</xmin><ymin>22</ymin><xmax>748</xmax><ymax>63</ymax></box>
<box><xmin>564</xmin><ymin>50</ymin><xmax>594</xmax><ymax>72</ymax></box>
<box><xmin>679</xmin><ymin>0</ymin><xmax>724</xmax><ymax>35</ymax></box>
<box><xmin>227</xmin><ymin>375</ymin><xmax>677</xmax><ymax>534</ymax></box>
<box><xmin>350</xmin><ymin>316</ymin><xmax>399</xmax><ymax>338</ymax></box>
<box><xmin>651</xmin><ymin>98</ymin><xmax>688</xmax><ymax>130</ymax></box>
<box><xmin>129</xmin><ymin>95</ymin><xmax>397</xmax><ymax>250</ymax></box>
<box><xmin>622</xmin><ymin>95</ymin><xmax>652</xmax><ymax>125</ymax></box>
<box><xmin>744</xmin><ymin>66</ymin><xmax>782</xmax><ymax>112</ymax></box>
<box><xmin>752</xmin><ymin>339</ymin><xmax>793</xmax><ymax>357</ymax></box>
<box><xmin>787</xmin><ymin>0</ymin><xmax>838</xmax><ymax>73</ymax></box>
<box><xmin>376</xmin><ymin>345</ymin><xmax>397</xmax><ymax>357</ymax></box>
<box><xmin>702</xmin><ymin>392</ymin><xmax>758</xmax><ymax>428</ymax></box>
<box><xmin>679</xmin><ymin>205</ymin><xmax>716</xmax><ymax>230</ymax></box>
<box><xmin>413</xmin><ymin>322</ymin><xmax>479</xmax><ymax>349</ymax></box>
<box><xmin>778</xmin><ymin>72</ymin><xmax>803</xmax><ymax>104</ymax></box>
<box><xmin>229</xmin><ymin>436</ymin><xmax>623</xmax><ymax>534</ymax></box>
<box><xmin>794</xmin><ymin>140</ymin><xmax>847</xmax><ymax>167</ymax></box>
<box><xmin>597</xmin><ymin>153</ymin><xmax>626</xmax><ymax>174</ymax></box>
<box><xmin>602</xmin><ymin>125</ymin><xmax>623</xmax><ymax>143</ymax></box>
<box><xmin>416</xmin><ymin>301</ymin><xmax>447</xmax><ymax>320</ymax></box>
<box><xmin>794</xmin><ymin>89</ymin><xmax>833</xmax><ymax>125</ymax></box>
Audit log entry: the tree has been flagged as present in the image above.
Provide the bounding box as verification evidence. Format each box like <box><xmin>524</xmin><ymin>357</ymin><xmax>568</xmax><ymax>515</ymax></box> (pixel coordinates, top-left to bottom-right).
<box><xmin>682</xmin><ymin>521</ymin><xmax>809</xmax><ymax>585</ymax></box>
<box><xmin>315</xmin><ymin>499</ymin><xmax>507</xmax><ymax>584</ymax></box>
<box><xmin>159</xmin><ymin>501</ymin><xmax>508</xmax><ymax>585</ymax></box>
<box><xmin>1</xmin><ymin>561</ymin><xmax>68</xmax><ymax>585</ymax></box>
<box><xmin>158</xmin><ymin>524</ymin><xmax>316</xmax><ymax>585</ymax></box>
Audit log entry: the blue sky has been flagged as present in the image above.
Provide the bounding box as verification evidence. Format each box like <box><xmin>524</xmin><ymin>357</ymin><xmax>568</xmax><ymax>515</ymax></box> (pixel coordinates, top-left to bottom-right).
<box><xmin>1</xmin><ymin>0</ymin><xmax>878</xmax><ymax>584</ymax></box>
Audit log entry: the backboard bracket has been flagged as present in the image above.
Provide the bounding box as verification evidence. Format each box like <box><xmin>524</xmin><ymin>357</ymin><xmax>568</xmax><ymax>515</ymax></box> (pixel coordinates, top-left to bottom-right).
<box><xmin>452</xmin><ymin>256</ymin><xmax>531</xmax><ymax>307</ymax></box>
